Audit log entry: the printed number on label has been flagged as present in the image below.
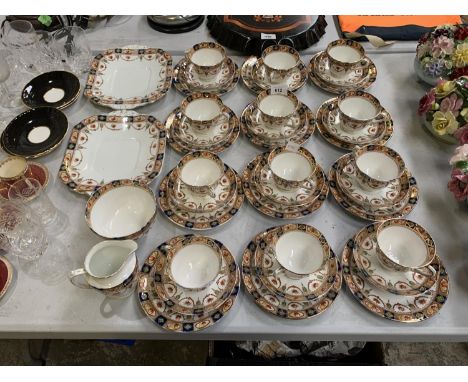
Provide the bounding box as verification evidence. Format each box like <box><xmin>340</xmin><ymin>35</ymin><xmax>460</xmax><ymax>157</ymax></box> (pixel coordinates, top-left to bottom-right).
<box><xmin>270</xmin><ymin>85</ymin><xmax>288</xmax><ymax>94</ymax></box>
<box><xmin>261</xmin><ymin>33</ymin><xmax>276</xmax><ymax>40</ymax></box>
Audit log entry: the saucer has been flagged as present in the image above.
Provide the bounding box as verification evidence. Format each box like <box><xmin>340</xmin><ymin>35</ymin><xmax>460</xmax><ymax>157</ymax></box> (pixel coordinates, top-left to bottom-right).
<box><xmin>242</xmin><ymin>229</ymin><xmax>342</xmax><ymax>320</ymax></box>
<box><xmin>241</xmin><ymin>56</ymin><xmax>308</xmax><ymax>94</ymax></box>
<box><xmin>173</xmin><ymin>57</ymin><xmax>240</xmax><ymax>96</ymax></box>
<box><xmin>22</xmin><ymin>71</ymin><xmax>81</xmax><ymax>110</ymax></box>
<box><xmin>138</xmin><ymin>234</ymin><xmax>239</xmax><ymax>332</ymax></box>
<box><xmin>1</xmin><ymin>107</ymin><xmax>68</xmax><ymax>158</ymax></box>
<box><xmin>315</xmin><ymin>98</ymin><xmax>393</xmax><ymax>150</ymax></box>
<box><xmin>0</xmin><ymin>256</ymin><xmax>13</xmax><ymax>301</ymax></box>
<box><xmin>328</xmin><ymin>154</ymin><xmax>419</xmax><ymax>221</ymax></box>
<box><xmin>256</xmin><ymin>154</ymin><xmax>326</xmax><ymax>206</ymax></box>
<box><xmin>242</xmin><ymin>153</ymin><xmax>328</xmax><ymax>219</ymax></box>
<box><xmin>0</xmin><ymin>162</ymin><xmax>49</xmax><ymax>200</ymax></box>
<box><xmin>336</xmin><ymin>154</ymin><xmax>411</xmax><ymax>210</ymax></box>
<box><xmin>308</xmin><ymin>53</ymin><xmax>377</xmax><ymax>94</ymax></box>
<box><xmin>240</xmin><ymin>102</ymin><xmax>315</xmax><ymax>149</ymax></box>
<box><xmin>352</xmin><ymin>223</ymin><xmax>438</xmax><ymax>295</ymax></box>
<box><xmin>165</xmin><ymin>107</ymin><xmax>240</xmax><ymax>155</ymax></box>
<box><xmin>253</xmin><ymin>224</ymin><xmax>339</xmax><ymax>302</ymax></box>
<box><xmin>158</xmin><ymin>166</ymin><xmax>244</xmax><ymax>230</ymax></box>
<box><xmin>169</xmin><ymin>164</ymin><xmax>237</xmax><ymax>213</ymax></box>
<box><xmin>342</xmin><ymin>238</ymin><xmax>448</xmax><ymax>323</ymax></box>
<box><xmin>84</xmin><ymin>48</ymin><xmax>173</xmax><ymax>109</ymax></box>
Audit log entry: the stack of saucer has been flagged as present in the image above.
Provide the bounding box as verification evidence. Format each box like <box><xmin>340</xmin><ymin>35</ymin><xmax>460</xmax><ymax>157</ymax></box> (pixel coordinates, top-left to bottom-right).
<box><xmin>241</xmin><ymin>45</ymin><xmax>308</xmax><ymax>93</ymax></box>
<box><xmin>240</xmin><ymin>89</ymin><xmax>315</xmax><ymax>149</ymax></box>
<box><xmin>328</xmin><ymin>144</ymin><xmax>419</xmax><ymax>221</ymax></box>
<box><xmin>309</xmin><ymin>39</ymin><xmax>377</xmax><ymax>94</ymax></box>
<box><xmin>242</xmin><ymin>147</ymin><xmax>328</xmax><ymax>219</ymax></box>
<box><xmin>158</xmin><ymin>151</ymin><xmax>244</xmax><ymax>230</ymax></box>
<box><xmin>165</xmin><ymin>92</ymin><xmax>240</xmax><ymax>154</ymax></box>
<box><xmin>242</xmin><ymin>223</ymin><xmax>342</xmax><ymax>319</ymax></box>
<box><xmin>342</xmin><ymin>219</ymin><xmax>449</xmax><ymax>322</ymax></box>
<box><xmin>173</xmin><ymin>42</ymin><xmax>240</xmax><ymax>96</ymax></box>
<box><xmin>138</xmin><ymin>234</ymin><xmax>240</xmax><ymax>332</ymax></box>
<box><xmin>316</xmin><ymin>90</ymin><xmax>394</xmax><ymax>150</ymax></box>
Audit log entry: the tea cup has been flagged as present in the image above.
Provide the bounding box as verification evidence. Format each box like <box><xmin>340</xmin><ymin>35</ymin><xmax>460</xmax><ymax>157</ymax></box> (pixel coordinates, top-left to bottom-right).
<box><xmin>175</xmin><ymin>151</ymin><xmax>225</xmax><ymax>198</ymax></box>
<box><xmin>266</xmin><ymin>225</ymin><xmax>329</xmax><ymax>278</ymax></box>
<box><xmin>337</xmin><ymin>91</ymin><xmax>383</xmax><ymax>132</ymax></box>
<box><xmin>351</xmin><ymin>145</ymin><xmax>406</xmax><ymax>190</ymax></box>
<box><xmin>0</xmin><ymin>156</ymin><xmax>28</xmax><ymax>182</ymax></box>
<box><xmin>255</xmin><ymin>89</ymin><xmax>299</xmax><ymax>129</ymax></box>
<box><xmin>179</xmin><ymin>92</ymin><xmax>227</xmax><ymax>133</ymax></box>
<box><xmin>68</xmin><ymin>240</ymin><xmax>139</xmax><ymax>298</ymax></box>
<box><xmin>258</xmin><ymin>44</ymin><xmax>301</xmax><ymax>84</ymax></box>
<box><xmin>325</xmin><ymin>39</ymin><xmax>370</xmax><ymax>78</ymax></box>
<box><xmin>168</xmin><ymin>238</ymin><xmax>222</xmax><ymax>290</ymax></box>
<box><xmin>376</xmin><ymin>219</ymin><xmax>437</xmax><ymax>278</ymax></box>
<box><xmin>267</xmin><ymin>147</ymin><xmax>317</xmax><ymax>191</ymax></box>
<box><xmin>185</xmin><ymin>42</ymin><xmax>226</xmax><ymax>81</ymax></box>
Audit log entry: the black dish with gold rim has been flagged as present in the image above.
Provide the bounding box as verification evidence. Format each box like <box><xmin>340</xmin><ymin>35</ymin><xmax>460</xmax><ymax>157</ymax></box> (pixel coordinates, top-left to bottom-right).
<box><xmin>21</xmin><ymin>71</ymin><xmax>81</xmax><ymax>110</ymax></box>
<box><xmin>1</xmin><ymin>107</ymin><xmax>68</xmax><ymax>158</ymax></box>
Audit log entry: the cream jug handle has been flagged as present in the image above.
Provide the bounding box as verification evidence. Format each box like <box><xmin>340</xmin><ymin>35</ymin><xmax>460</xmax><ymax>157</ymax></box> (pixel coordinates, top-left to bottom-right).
<box><xmin>68</xmin><ymin>268</ymin><xmax>92</xmax><ymax>289</ymax></box>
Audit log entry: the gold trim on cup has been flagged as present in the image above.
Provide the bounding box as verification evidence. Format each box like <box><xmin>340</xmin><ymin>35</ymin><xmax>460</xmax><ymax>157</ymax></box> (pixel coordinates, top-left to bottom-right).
<box><xmin>185</xmin><ymin>41</ymin><xmax>226</xmax><ymax>81</ymax></box>
<box><xmin>267</xmin><ymin>146</ymin><xmax>317</xmax><ymax>191</ymax></box>
<box><xmin>375</xmin><ymin>218</ymin><xmax>437</xmax><ymax>278</ymax></box>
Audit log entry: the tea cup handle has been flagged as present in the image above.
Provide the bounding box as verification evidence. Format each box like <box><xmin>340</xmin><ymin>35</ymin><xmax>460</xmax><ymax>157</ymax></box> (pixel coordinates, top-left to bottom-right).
<box><xmin>68</xmin><ymin>268</ymin><xmax>92</xmax><ymax>289</ymax></box>
<box><xmin>412</xmin><ymin>265</ymin><xmax>436</xmax><ymax>278</ymax></box>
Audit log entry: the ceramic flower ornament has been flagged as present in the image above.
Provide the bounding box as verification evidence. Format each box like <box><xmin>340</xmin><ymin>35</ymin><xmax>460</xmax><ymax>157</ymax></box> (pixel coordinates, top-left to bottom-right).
<box><xmin>415</xmin><ymin>24</ymin><xmax>468</xmax><ymax>85</ymax></box>
<box><xmin>418</xmin><ymin>76</ymin><xmax>468</xmax><ymax>143</ymax></box>
<box><xmin>448</xmin><ymin>144</ymin><xmax>468</xmax><ymax>202</ymax></box>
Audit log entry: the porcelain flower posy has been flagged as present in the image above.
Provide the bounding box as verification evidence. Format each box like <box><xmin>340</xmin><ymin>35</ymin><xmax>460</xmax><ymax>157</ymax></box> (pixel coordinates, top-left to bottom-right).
<box><xmin>448</xmin><ymin>143</ymin><xmax>468</xmax><ymax>202</ymax></box>
<box><xmin>416</xmin><ymin>24</ymin><xmax>468</xmax><ymax>82</ymax></box>
<box><xmin>419</xmin><ymin>76</ymin><xmax>468</xmax><ymax>141</ymax></box>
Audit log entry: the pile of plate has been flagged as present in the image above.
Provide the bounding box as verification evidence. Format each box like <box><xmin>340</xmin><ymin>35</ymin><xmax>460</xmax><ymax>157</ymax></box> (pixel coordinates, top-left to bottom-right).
<box><xmin>165</xmin><ymin>92</ymin><xmax>240</xmax><ymax>154</ymax></box>
<box><xmin>242</xmin><ymin>146</ymin><xmax>328</xmax><ymax>219</ymax></box>
<box><xmin>342</xmin><ymin>219</ymin><xmax>449</xmax><ymax>323</ymax></box>
<box><xmin>242</xmin><ymin>224</ymin><xmax>342</xmax><ymax>319</ymax></box>
<box><xmin>173</xmin><ymin>41</ymin><xmax>239</xmax><ymax>96</ymax></box>
<box><xmin>158</xmin><ymin>151</ymin><xmax>244</xmax><ymax>230</ymax></box>
<box><xmin>138</xmin><ymin>234</ymin><xmax>240</xmax><ymax>332</ymax></box>
<box><xmin>240</xmin><ymin>89</ymin><xmax>315</xmax><ymax>149</ymax></box>
<box><xmin>308</xmin><ymin>39</ymin><xmax>377</xmax><ymax>94</ymax></box>
<box><xmin>328</xmin><ymin>144</ymin><xmax>419</xmax><ymax>221</ymax></box>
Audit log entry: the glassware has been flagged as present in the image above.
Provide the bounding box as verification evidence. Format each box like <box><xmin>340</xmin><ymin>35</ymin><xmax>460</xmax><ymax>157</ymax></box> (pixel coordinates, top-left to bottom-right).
<box><xmin>0</xmin><ymin>200</ymin><xmax>70</xmax><ymax>284</ymax></box>
<box><xmin>52</xmin><ymin>26</ymin><xmax>91</xmax><ymax>74</ymax></box>
<box><xmin>7</xmin><ymin>178</ymin><xmax>68</xmax><ymax>234</ymax></box>
<box><xmin>0</xmin><ymin>53</ymin><xmax>22</xmax><ymax>108</ymax></box>
<box><xmin>1</xmin><ymin>20</ymin><xmax>38</xmax><ymax>71</ymax></box>
<box><xmin>0</xmin><ymin>200</ymin><xmax>47</xmax><ymax>260</ymax></box>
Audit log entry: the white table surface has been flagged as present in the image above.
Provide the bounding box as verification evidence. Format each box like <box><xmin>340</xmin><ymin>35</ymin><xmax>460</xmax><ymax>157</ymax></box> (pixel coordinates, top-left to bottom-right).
<box><xmin>1</xmin><ymin>16</ymin><xmax>467</xmax><ymax>341</ymax></box>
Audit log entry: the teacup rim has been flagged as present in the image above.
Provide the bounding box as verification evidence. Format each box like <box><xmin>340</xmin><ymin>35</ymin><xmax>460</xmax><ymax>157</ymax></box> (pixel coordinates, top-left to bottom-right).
<box><xmin>166</xmin><ymin>235</ymin><xmax>223</xmax><ymax>290</ymax></box>
<box><xmin>180</xmin><ymin>92</ymin><xmax>225</xmax><ymax>123</ymax></box>
<box><xmin>353</xmin><ymin>144</ymin><xmax>406</xmax><ymax>182</ymax></box>
<box><xmin>326</xmin><ymin>39</ymin><xmax>366</xmax><ymax>64</ymax></box>
<box><xmin>185</xmin><ymin>41</ymin><xmax>226</xmax><ymax>69</ymax></box>
<box><xmin>267</xmin><ymin>146</ymin><xmax>317</xmax><ymax>182</ymax></box>
<box><xmin>176</xmin><ymin>150</ymin><xmax>225</xmax><ymax>188</ymax></box>
<box><xmin>266</xmin><ymin>223</ymin><xmax>330</xmax><ymax>275</ymax></box>
<box><xmin>337</xmin><ymin>90</ymin><xmax>382</xmax><ymax>121</ymax></box>
<box><xmin>261</xmin><ymin>44</ymin><xmax>301</xmax><ymax>71</ymax></box>
<box><xmin>0</xmin><ymin>155</ymin><xmax>28</xmax><ymax>181</ymax></box>
<box><xmin>256</xmin><ymin>89</ymin><xmax>299</xmax><ymax>118</ymax></box>
<box><xmin>376</xmin><ymin>218</ymin><xmax>436</xmax><ymax>269</ymax></box>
